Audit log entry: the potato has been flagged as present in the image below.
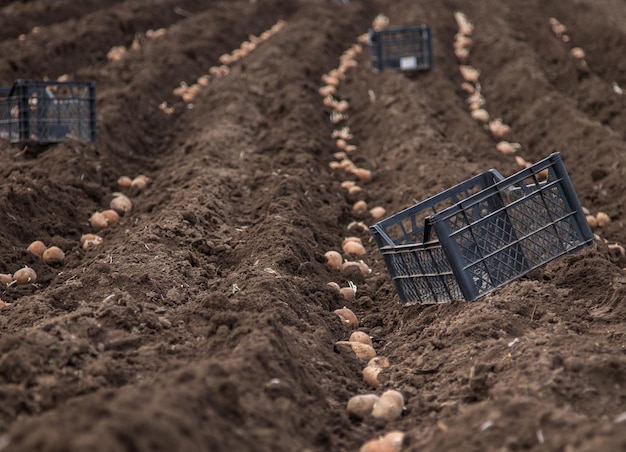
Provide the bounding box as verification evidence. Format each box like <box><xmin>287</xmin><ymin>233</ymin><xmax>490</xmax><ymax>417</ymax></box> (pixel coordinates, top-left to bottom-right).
<box><xmin>13</xmin><ymin>267</ymin><xmax>37</xmax><ymax>285</ymax></box>
<box><xmin>371</xmin><ymin>397</ymin><xmax>403</xmax><ymax>421</ymax></box>
<box><xmin>359</xmin><ymin>438</ymin><xmax>397</xmax><ymax>452</ymax></box>
<box><xmin>343</xmin><ymin>240</ymin><xmax>366</xmax><ymax>256</ymax></box>
<box><xmin>488</xmin><ymin>118</ymin><xmax>510</xmax><ymax>138</ymax></box>
<box><xmin>341</xmin><ymin>239</ymin><xmax>367</xmax><ymax>256</ymax></box>
<box><xmin>351</xmin><ymin>168</ymin><xmax>372</xmax><ymax>182</ymax></box>
<box><xmin>117</xmin><ymin>176</ymin><xmax>132</xmax><ymax>188</ymax></box>
<box><xmin>110</xmin><ymin>193</ymin><xmax>133</xmax><ymax>215</ymax></box>
<box><xmin>27</xmin><ymin>240</ymin><xmax>47</xmax><ymax>257</ymax></box>
<box><xmin>350</xmin><ymin>331</ymin><xmax>373</xmax><ymax>347</ymax></box>
<box><xmin>131</xmin><ymin>175</ymin><xmax>149</xmax><ymax>190</ymax></box>
<box><xmin>371</xmin><ymin>390</ymin><xmax>404</xmax><ymax>421</ymax></box>
<box><xmin>101</xmin><ymin>209</ymin><xmax>120</xmax><ymax>225</ymax></box>
<box><xmin>363</xmin><ymin>357</ymin><xmax>391</xmax><ymax>388</ymax></box>
<box><xmin>356</xmin><ymin>260</ymin><xmax>371</xmax><ymax>276</ymax></box>
<box><xmin>43</xmin><ymin>246</ymin><xmax>65</xmax><ymax>264</ymax></box>
<box><xmin>596</xmin><ymin>212</ymin><xmax>611</xmax><ymax>227</ymax></box>
<box><xmin>327</xmin><ymin>282</ymin><xmax>341</xmax><ymax>292</ymax></box>
<box><xmin>340</xmin><ymin>180</ymin><xmax>355</xmax><ymax>189</ymax></box>
<box><xmin>370</xmin><ymin>206</ymin><xmax>386</xmax><ymax>220</ymax></box>
<box><xmin>368</xmin><ymin>356</ymin><xmax>390</xmax><ymax>369</ymax></box>
<box><xmin>80</xmin><ymin>234</ymin><xmax>103</xmax><ymax>250</ymax></box>
<box><xmin>335</xmin><ymin>341</ymin><xmax>376</xmax><ymax>361</ymax></box>
<box><xmin>515</xmin><ymin>156</ymin><xmax>531</xmax><ymax>169</ymax></box>
<box><xmin>470</xmin><ymin>109</ymin><xmax>489</xmax><ymax>123</ymax></box>
<box><xmin>459</xmin><ymin>65</ymin><xmax>480</xmax><ymax>82</ymax></box>
<box><xmin>363</xmin><ymin>365</ymin><xmax>383</xmax><ymax>388</ymax></box>
<box><xmin>382</xmin><ymin>431</ymin><xmax>405</xmax><ymax>451</ymax></box>
<box><xmin>496</xmin><ymin>141</ymin><xmax>521</xmax><ymax>155</ymax></box>
<box><xmin>381</xmin><ymin>390</ymin><xmax>404</xmax><ymax>408</ymax></box>
<box><xmin>0</xmin><ymin>273</ymin><xmax>13</xmax><ymax>287</ymax></box>
<box><xmin>342</xmin><ymin>236</ymin><xmax>362</xmax><ymax>246</ymax></box>
<box><xmin>334</xmin><ymin>307</ymin><xmax>358</xmax><ymax>329</ymax></box>
<box><xmin>352</xmin><ymin>200</ymin><xmax>368</xmax><ymax>215</ymax></box>
<box><xmin>90</xmin><ymin>212</ymin><xmax>108</xmax><ymax>230</ymax></box>
<box><xmin>325</xmin><ymin>251</ymin><xmax>343</xmax><ymax>270</ymax></box>
<box><xmin>347</xmin><ymin>394</ymin><xmax>380</xmax><ymax>419</ymax></box>
<box><xmin>340</xmin><ymin>286</ymin><xmax>356</xmax><ymax>301</ymax></box>
<box><xmin>341</xmin><ymin>260</ymin><xmax>363</xmax><ymax>275</ymax></box>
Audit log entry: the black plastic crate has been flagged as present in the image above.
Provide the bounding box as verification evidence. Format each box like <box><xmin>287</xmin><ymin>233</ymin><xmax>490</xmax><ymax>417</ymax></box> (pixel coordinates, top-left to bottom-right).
<box><xmin>0</xmin><ymin>79</ymin><xmax>96</xmax><ymax>144</ymax></box>
<box><xmin>368</xmin><ymin>24</ymin><xmax>433</xmax><ymax>72</ymax></box>
<box><xmin>370</xmin><ymin>153</ymin><xmax>594</xmax><ymax>305</ymax></box>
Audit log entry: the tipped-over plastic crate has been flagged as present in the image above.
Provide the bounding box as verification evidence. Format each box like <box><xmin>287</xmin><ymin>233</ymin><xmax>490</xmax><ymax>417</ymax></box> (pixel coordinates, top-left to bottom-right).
<box><xmin>0</xmin><ymin>79</ymin><xmax>96</xmax><ymax>144</ymax></box>
<box><xmin>370</xmin><ymin>153</ymin><xmax>594</xmax><ymax>305</ymax></box>
<box><xmin>368</xmin><ymin>24</ymin><xmax>433</xmax><ymax>72</ymax></box>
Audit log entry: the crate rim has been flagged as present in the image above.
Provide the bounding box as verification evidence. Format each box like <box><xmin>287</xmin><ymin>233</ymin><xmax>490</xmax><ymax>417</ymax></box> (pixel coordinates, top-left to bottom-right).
<box><xmin>370</xmin><ymin>168</ymin><xmax>505</xmax><ymax>248</ymax></box>
<box><xmin>430</xmin><ymin>153</ymin><xmax>562</xmax><ymax>224</ymax></box>
<box><xmin>371</xmin><ymin>153</ymin><xmax>566</xmax><ymax>244</ymax></box>
<box><xmin>0</xmin><ymin>79</ymin><xmax>96</xmax><ymax>97</ymax></box>
<box><xmin>369</xmin><ymin>23</ymin><xmax>431</xmax><ymax>35</ymax></box>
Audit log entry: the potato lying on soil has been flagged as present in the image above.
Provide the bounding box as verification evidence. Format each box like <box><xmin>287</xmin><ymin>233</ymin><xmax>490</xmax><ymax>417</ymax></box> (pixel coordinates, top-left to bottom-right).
<box><xmin>27</xmin><ymin>240</ymin><xmax>47</xmax><ymax>257</ymax></box>
<box><xmin>110</xmin><ymin>192</ymin><xmax>133</xmax><ymax>215</ymax></box>
<box><xmin>362</xmin><ymin>357</ymin><xmax>391</xmax><ymax>388</ymax></box>
<box><xmin>334</xmin><ymin>307</ymin><xmax>358</xmax><ymax>329</ymax></box>
<box><xmin>81</xmin><ymin>234</ymin><xmax>104</xmax><ymax>250</ymax></box>
<box><xmin>101</xmin><ymin>209</ymin><xmax>120</xmax><ymax>225</ymax></box>
<box><xmin>359</xmin><ymin>438</ymin><xmax>397</xmax><ymax>452</ymax></box>
<box><xmin>43</xmin><ymin>246</ymin><xmax>65</xmax><ymax>264</ymax></box>
<box><xmin>360</xmin><ymin>431</ymin><xmax>405</xmax><ymax>452</ymax></box>
<box><xmin>0</xmin><ymin>274</ymin><xmax>13</xmax><ymax>287</ymax></box>
<box><xmin>363</xmin><ymin>365</ymin><xmax>383</xmax><ymax>388</ymax></box>
<box><xmin>340</xmin><ymin>286</ymin><xmax>356</xmax><ymax>301</ymax></box>
<box><xmin>325</xmin><ymin>250</ymin><xmax>343</xmax><ymax>270</ymax></box>
<box><xmin>13</xmin><ymin>267</ymin><xmax>37</xmax><ymax>285</ymax></box>
<box><xmin>90</xmin><ymin>212</ymin><xmax>108</xmax><ymax>230</ymax></box>
<box><xmin>350</xmin><ymin>331</ymin><xmax>372</xmax><ymax>347</ymax></box>
<box><xmin>371</xmin><ymin>390</ymin><xmax>405</xmax><ymax>421</ymax></box>
<box><xmin>117</xmin><ymin>176</ymin><xmax>132</xmax><ymax>188</ymax></box>
<box><xmin>335</xmin><ymin>340</ymin><xmax>376</xmax><ymax>361</ymax></box>
<box><xmin>347</xmin><ymin>394</ymin><xmax>380</xmax><ymax>419</ymax></box>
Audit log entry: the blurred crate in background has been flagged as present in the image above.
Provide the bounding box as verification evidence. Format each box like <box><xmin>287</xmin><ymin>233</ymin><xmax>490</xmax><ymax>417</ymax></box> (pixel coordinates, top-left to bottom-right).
<box><xmin>370</xmin><ymin>153</ymin><xmax>594</xmax><ymax>305</ymax></box>
<box><xmin>0</xmin><ymin>79</ymin><xmax>96</xmax><ymax>144</ymax></box>
<box><xmin>368</xmin><ymin>24</ymin><xmax>433</xmax><ymax>72</ymax></box>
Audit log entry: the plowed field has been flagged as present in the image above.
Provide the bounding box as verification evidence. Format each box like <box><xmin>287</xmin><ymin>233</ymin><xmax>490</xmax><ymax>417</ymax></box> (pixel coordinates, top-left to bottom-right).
<box><xmin>1</xmin><ymin>1</ymin><xmax>625</xmax><ymax>451</ymax></box>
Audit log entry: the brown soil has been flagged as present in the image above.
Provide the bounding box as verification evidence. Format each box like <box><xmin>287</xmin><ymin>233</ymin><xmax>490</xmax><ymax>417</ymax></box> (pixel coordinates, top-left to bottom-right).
<box><xmin>1</xmin><ymin>0</ymin><xmax>626</xmax><ymax>451</ymax></box>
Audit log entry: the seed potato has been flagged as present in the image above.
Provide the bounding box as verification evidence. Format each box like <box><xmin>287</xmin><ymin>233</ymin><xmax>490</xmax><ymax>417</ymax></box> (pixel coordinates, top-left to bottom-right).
<box><xmin>90</xmin><ymin>212</ymin><xmax>108</xmax><ymax>230</ymax></box>
<box><xmin>347</xmin><ymin>394</ymin><xmax>380</xmax><ymax>420</ymax></box>
<box><xmin>335</xmin><ymin>340</ymin><xmax>376</xmax><ymax>361</ymax></box>
<box><xmin>371</xmin><ymin>390</ymin><xmax>405</xmax><ymax>421</ymax></box>
<box><xmin>110</xmin><ymin>193</ymin><xmax>133</xmax><ymax>215</ymax></box>
<box><xmin>27</xmin><ymin>240</ymin><xmax>47</xmax><ymax>257</ymax></box>
<box><xmin>350</xmin><ymin>331</ymin><xmax>373</xmax><ymax>347</ymax></box>
<box><xmin>334</xmin><ymin>307</ymin><xmax>358</xmax><ymax>328</ymax></box>
<box><xmin>596</xmin><ymin>212</ymin><xmax>610</xmax><ymax>227</ymax></box>
<box><xmin>363</xmin><ymin>365</ymin><xmax>383</xmax><ymax>388</ymax></box>
<box><xmin>117</xmin><ymin>176</ymin><xmax>132</xmax><ymax>188</ymax></box>
<box><xmin>359</xmin><ymin>438</ymin><xmax>397</xmax><ymax>452</ymax></box>
<box><xmin>0</xmin><ymin>273</ymin><xmax>13</xmax><ymax>287</ymax></box>
<box><xmin>101</xmin><ymin>209</ymin><xmax>120</xmax><ymax>225</ymax></box>
<box><xmin>43</xmin><ymin>246</ymin><xmax>65</xmax><ymax>264</ymax></box>
<box><xmin>13</xmin><ymin>267</ymin><xmax>37</xmax><ymax>285</ymax></box>
<box><xmin>339</xmin><ymin>286</ymin><xmax>356</xmax><ymax>301</ymax></box>
<box><xmin>325</xmin><ymin>251</ymin><xmax>343</xmax><ymax>270</ymax></box>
